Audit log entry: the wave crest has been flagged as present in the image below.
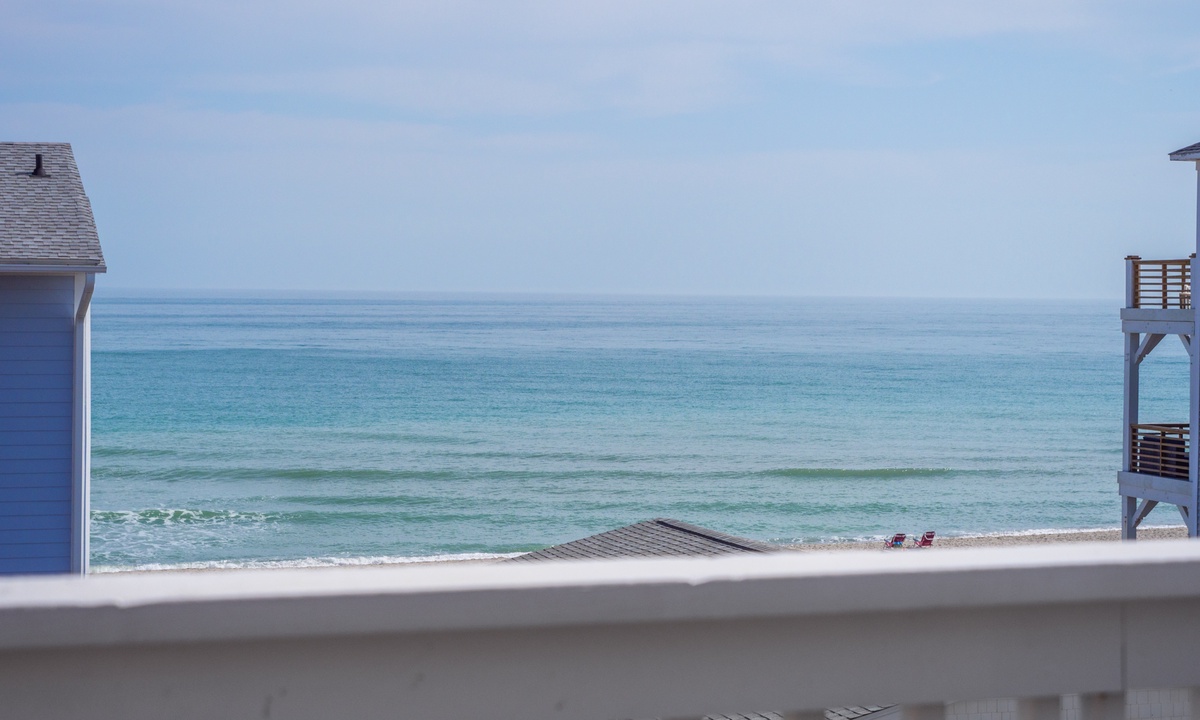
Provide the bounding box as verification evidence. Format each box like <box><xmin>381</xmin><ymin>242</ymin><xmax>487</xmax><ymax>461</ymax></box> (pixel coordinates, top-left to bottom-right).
<box><xmin>91</xmin><ymin>508</ymin><xmax>274</xmax><ymax>525</ymax></box>
<box><xmin>762</xmin><ymin>467</ymin><xmax>956</xmax><ymax>479</ymax></box>
<box><xmin>91</xmin><ymin>551</ymin><xmax>521</xmax><ymax>573</ymax></box>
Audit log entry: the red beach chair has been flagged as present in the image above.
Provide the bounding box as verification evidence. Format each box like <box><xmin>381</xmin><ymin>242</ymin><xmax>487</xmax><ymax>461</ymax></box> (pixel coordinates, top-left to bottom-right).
<box><xmin>912</xmin><ymin>531</ymin><xmax>935</xmax><ymax>548</ymax></box>
<box><xmin>884</xmin><ymin>532</ymin><xmax>906</xmax><ymax>549</ymax></box>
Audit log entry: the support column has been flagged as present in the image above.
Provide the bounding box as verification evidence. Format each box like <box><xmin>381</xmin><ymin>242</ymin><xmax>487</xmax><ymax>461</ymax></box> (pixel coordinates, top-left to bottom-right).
<box><xmin>1192</xmin><ymin>324</ymin><xmax>1200</xmax><ymax>538</ymax></box>
<box><xmin>1193</xmin><ymin>162</ymin><xmax>1200</xmax><ymax>537</ymax></box>
<box><xmin>1122</xmin><ymin>496</ymin><xmax>1138</xmax><ymax>540</ymax></box>
<box><xmin>1017</xmin><ymin>696</ymin><xmax>1061</xmax><ymax>720</ymax></box>
<box><xmin>1123</xmin><ymin>256</ymin><xmax>1141</xmax><ymax>540</ymax></box>
<box><xmin>1080</xmin><ymin>692</ymin><xmax>1124</xmax><ymax>720</ymax></box>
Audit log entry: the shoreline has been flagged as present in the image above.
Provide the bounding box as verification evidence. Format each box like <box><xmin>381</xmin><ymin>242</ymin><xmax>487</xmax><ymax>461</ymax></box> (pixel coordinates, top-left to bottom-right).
<box><xmin>93</xmin><ymin>525</ymin><xmax>1190</xmax><ymax>574</ymax></box>
<box><xmin>782</xmin><ymin>525</ymin><xmax>1187</xmax><ymax>552</ymax></box>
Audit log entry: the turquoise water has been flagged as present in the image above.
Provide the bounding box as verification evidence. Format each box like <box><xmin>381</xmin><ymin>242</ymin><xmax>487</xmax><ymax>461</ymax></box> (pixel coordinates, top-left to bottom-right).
<box><xmin>89</xmin><ymin>294</ymin><xmax>1186</xmax><ymax>570</ymax></box>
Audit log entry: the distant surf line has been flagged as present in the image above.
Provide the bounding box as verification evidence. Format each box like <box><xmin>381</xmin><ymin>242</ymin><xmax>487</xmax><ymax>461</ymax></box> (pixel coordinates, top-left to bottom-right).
<box><xmin>91</xmin><ymin>551</ymin><xmax>523</xmax><ymax>573</ymax></box>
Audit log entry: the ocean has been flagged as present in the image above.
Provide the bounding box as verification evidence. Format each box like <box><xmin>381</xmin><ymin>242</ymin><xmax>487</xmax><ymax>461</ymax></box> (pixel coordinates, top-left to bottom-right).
<box><xmin>89</xmin><ymin>294</ymin><xmax>1185</xmax><ymax>571</ymax></box>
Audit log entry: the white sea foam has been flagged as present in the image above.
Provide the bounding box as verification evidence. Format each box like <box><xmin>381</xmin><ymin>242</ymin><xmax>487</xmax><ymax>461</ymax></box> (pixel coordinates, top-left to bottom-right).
<box><xmin>952</xmin><ymin>523</ymin><xmax>1183</xmax><ymax>539</ymax></box>
<box><xmin>91</xmin><ymin>552</ymin><xmax>523</xmax><ymax>573</ymax></box>
<box><xmin>775</xmin><ymin>523</ymin><xmax>1188</xmax><ymax>546</ymax></box>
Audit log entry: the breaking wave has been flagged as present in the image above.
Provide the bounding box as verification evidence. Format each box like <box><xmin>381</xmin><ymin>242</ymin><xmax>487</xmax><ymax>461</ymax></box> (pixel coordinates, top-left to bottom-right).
<box><xmin>91</xmin><ymin>551</ymin><xmax>521</xmax><ymax>573</ymax></box>
<box><xmin>91</xmin><ymin>508</ymin><xmax>275</xmax><ymax>525</ymax></box>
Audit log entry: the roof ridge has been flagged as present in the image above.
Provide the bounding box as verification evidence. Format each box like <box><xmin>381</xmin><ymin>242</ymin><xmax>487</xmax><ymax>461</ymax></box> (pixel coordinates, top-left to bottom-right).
<box><xmin>506</xmin><ymin>518</ymin><xmax>779</xmax><ymax>562</ymax></box>
<box><xmin>651</xmin><ymin>518</ymin><xmax>772</xmax><ymax>553</ymax></box>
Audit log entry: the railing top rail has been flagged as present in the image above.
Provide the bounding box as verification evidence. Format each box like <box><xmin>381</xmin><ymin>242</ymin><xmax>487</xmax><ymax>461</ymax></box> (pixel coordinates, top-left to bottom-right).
<box><xmin>1131</xmin><ymin>423</ymin><xmax>1191</xmax><ymax>432</ymax></box>
<box><xmin>8</xmin><ymin>543</ymin><xmax>1200</xmax><ymax>719</ymax></box>
<box><xmin>6</xmin><ymin>541</ymin><xmax>1200</xmax><ymax>651</ymax></box>
<box><xmin>1131</xmin><ymin>258</ymin><xmax>1192</xmax><ymax>265</ymax></box>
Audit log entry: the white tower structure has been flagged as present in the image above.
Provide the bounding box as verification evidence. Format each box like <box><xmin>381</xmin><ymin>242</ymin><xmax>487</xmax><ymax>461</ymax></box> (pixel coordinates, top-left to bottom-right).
<box><xmin>1120</xmin><ymin>141</ymin><xmax>1200</xmax><ymax>538</ymax></box>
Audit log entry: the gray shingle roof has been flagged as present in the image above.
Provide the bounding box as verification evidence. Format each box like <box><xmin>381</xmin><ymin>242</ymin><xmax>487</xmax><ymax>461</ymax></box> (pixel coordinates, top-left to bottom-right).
<box><xmin>826</xmin><ymin>706</ymin><xmax>897</xmax><ymax>720</ymax></box>
<box><xmin>0</xmin><ymin>142</ymin><xmax>105</xmax><ymax>269</ymax></box>
<box><xmin>1169</xmin><ymin>141</ymin><xmax>1200</xmax><ymax>161</ymax></box>
<box><xmin>631</xmin><ymin>697</ymin><xmax>899</xmax><ymax>720</ymax></box>
<box><xmin>629</xmin><ymin>690</ymin><xmax>897</xmax><ymax>719</ymax></box>
<box><xmin>507</xmin><ymin>518</ymin><xmax>779</xmax><ymax>563</ymax></box>
<box><xmin>705</xmin><ymin>706</ymin><xmax>896</xmax><ymax>720</ymax></box>
<box><xmin>521</xmin><ymin>522</ymin><xmax>897</xmax><ymax>720</ymax></box>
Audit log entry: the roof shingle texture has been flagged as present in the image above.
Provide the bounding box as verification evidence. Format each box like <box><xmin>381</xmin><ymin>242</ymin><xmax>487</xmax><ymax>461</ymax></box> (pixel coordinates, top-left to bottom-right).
<box><xmin>705</xmin><ymin>707</ymin><xmax>894</xmax><ymax>720</ymax></box>
<box><xmin>506</xmin><ymin>518</ymin><xmax>779</xmax><ymax>563</ymax></box>
<box><xmin>1169</xmin><ymin>141</ymin><xmax>1200</xmax><ymax>161</ymax></box>
<box><xmin>0</xmin><ymin>142</ymin><xmax>105</xmax><ymax>268</ymax></box>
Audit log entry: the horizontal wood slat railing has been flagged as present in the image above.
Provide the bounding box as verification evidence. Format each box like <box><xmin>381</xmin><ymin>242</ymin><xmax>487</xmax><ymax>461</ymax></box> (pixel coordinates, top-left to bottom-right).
<box><xmin>1129</xmin><ymin>257</ymin><xmax>1192</xmax><ymax>309</ymax></box>
<box><xmin>1130</xmin><ymin>423</ymin><xmax>1190</xmax><ymax>480</ymax></box>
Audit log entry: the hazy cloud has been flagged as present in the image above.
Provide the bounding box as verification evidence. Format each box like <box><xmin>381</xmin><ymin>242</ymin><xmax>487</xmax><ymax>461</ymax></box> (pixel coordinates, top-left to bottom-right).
<box><xmin>2</xmin><ymin>1</ymin><xmax>1199</xmax><ymax>297</ymax></box>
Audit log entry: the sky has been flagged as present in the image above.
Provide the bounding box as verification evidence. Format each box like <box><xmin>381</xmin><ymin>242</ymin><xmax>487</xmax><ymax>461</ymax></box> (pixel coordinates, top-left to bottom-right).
<box><xmin>3</xmin><ymin>1</ymin><xmax>1200</xmax><ymax>298</ymax></box>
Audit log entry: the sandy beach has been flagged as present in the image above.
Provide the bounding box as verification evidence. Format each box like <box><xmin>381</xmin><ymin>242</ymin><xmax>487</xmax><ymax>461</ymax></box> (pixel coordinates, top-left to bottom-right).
<box><xmin>96</xmin><ymin>525</ymin><xmax>1192</xmax><ymax>574</ymax></box>
<box><xmin>782</xmin><ymin>525</ymin><xmax>1188</xmax><ymax>552</ymax></box>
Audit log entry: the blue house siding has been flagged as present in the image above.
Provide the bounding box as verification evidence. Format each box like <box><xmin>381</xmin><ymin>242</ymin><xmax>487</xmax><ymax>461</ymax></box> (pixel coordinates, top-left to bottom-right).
<box><xmin>0</xmin><ymin>513</ymin><xmax>70</xmax><ymax>530</ymax></box>
<box><xmin>0</xmin><ymin>275</ymin><xmax>75</xmax><ymax>574</ymax></box>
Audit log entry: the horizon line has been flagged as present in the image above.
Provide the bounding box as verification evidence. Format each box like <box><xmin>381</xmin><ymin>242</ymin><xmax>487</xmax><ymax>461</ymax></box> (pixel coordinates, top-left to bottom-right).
<box><xmin>93</xmin><ymin>287</ymin><xmax>1123</xmax><ymax>303</ymax></box>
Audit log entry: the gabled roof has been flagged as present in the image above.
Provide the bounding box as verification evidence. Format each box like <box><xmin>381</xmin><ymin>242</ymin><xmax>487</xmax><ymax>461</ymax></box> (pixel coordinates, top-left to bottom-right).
<box><xmin>1169</xmin><ymin>141</ymin><xmax>1200</xmax><ymax>161</ymax></box>
<box><xmin>706</xmin><ymin>706</ymin><xmax>898</xmax><ymax>720</ymax></box>
<box><xmin>514</xmin><ymin>522</ymin><xmax>898</xmax><ymax>720</ymax></box>
<box><xmin>0</xmin><ymin>142</ymin><xmax>106</xmax><ymax>271</ymax></box>
<box><xmin>507</xmin><ymin>518</ymin><xmax>779</xmax><ymax>563</ymax></box>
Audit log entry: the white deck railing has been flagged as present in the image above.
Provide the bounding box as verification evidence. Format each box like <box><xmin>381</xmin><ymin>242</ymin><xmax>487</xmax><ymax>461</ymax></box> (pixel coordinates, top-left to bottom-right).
<box><xmin>3</xmin><ymin>541</ymin><xmax>1200</xmax><ymax>720</ymax></box>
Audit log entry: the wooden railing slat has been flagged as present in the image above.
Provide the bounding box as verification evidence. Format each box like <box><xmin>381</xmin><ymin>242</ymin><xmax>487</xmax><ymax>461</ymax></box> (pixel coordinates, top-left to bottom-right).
<box><xmin>1130</xmin><ymin>422</ymin><xmax>1191</xmax><ymax>480</ymax></box>
<box><xmin>1131</xmin><ymin>258</ymin><xmax>1192</xmax><ymax>309</ymax></box>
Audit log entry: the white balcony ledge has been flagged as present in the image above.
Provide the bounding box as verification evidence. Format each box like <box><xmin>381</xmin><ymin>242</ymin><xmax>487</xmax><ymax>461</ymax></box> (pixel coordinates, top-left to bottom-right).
<box><xmin>1120</xmin><ymin>308</ymin><xmax>1194</xmax><ymax>334</ymax></box>
<box><xmin>3</xmin><ymin>541</ymin><xmax>1200</xmax><ymax>719</ymax></box>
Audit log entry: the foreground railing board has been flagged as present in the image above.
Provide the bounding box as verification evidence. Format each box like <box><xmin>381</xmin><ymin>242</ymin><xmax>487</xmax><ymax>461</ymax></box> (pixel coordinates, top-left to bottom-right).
<box><xmin>4</xmin><ymin>544</ymin><xmax>1200</xmax><ymax>720</ymax></box>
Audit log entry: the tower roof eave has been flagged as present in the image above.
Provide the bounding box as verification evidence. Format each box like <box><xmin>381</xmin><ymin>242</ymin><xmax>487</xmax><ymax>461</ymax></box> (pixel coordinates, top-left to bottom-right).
<box><xmin>1169</xmin><ymin>141</ymin><xmax>1200</xmax><ymax>161</ymax></box>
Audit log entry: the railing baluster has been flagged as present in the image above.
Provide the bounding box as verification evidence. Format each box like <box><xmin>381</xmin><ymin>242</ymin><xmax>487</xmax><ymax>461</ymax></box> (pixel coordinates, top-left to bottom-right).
<box><xmin>1080</xmin><ymin>692</ymin><xmax>1125</xmax><ymax>720</ymax></box>
<box><xmin>1186</xmin><ymin>257</ymin><xmax>1193</xmax><ymax>309</ymax></box>
<box><xmin>1017</xmin><ymin>696</ymin><xmax>1062</xmax><ymax>720</ymax></box>
<box><xmin>1132</xmin><ymin>258</ymin><xmax>1140</xmax><ymax>308</ymax></box>
<box><xmin>1163</xmin><ymin>262</ymin><xmax>1169</xmax><ymax>308</ymax></box>
<box><xmin>901</xmin><ymin>704</ymin><xmax>946</xmax><ymax>720</ymax></box>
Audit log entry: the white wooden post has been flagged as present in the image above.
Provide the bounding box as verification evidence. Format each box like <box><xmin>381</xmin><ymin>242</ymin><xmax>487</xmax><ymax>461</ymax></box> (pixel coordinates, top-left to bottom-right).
<box><xmin>1192</xmin><ymin>163</ymin><xmax>1200</xmax><ymax>537</ymax></box>
<box><xmin>1124</xmin><ymin>256</ymin><xmax>1141</xmax><ymax>540</ymax></box>
<box><xmin>1079</xmin><ymin>692</ymin><xmax>1124</xmax><ymax>720</ymax></box>
<box><xmin>1017</xmin><ymin>695</ymin><xmax>1062</xmax><ymax>720</ymax></box>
